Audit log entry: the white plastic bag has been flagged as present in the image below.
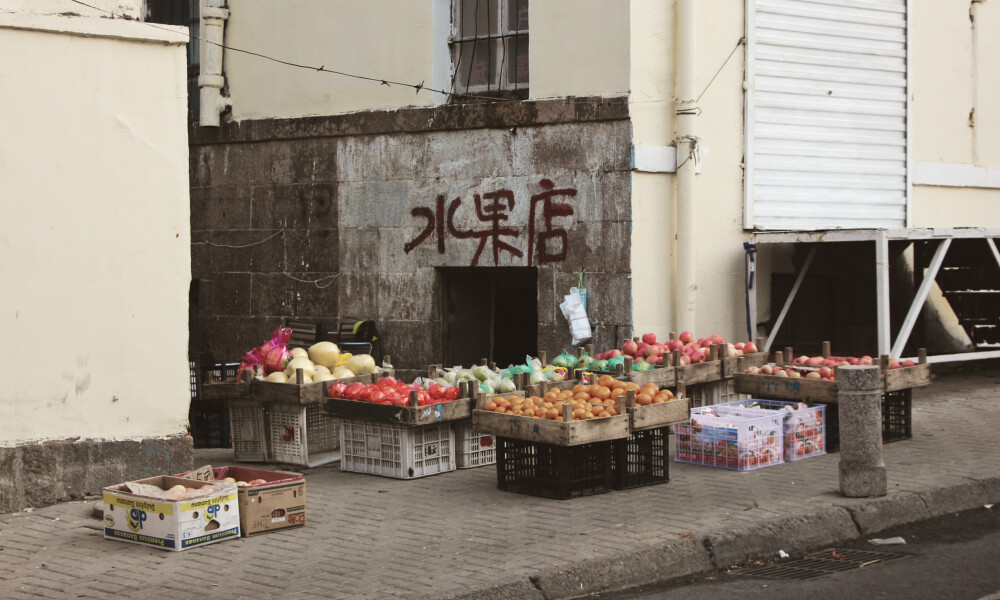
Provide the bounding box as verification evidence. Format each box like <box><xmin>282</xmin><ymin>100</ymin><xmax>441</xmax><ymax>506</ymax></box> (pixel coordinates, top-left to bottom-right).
<box><xmin>559</xmin><ymin>287</ymin><xmax>592</xmax><ymax>346</ymax></box>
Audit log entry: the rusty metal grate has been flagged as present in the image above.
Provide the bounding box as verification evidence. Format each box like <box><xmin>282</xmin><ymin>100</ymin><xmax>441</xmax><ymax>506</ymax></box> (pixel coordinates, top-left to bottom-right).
<box><xmin>731</xmin><ymin>548</ymin><xmax>909</xmax><ymax>581</ymax></box>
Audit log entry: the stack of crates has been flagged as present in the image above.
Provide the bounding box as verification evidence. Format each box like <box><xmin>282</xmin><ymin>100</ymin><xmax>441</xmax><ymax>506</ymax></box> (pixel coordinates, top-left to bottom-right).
<box><xmin>188</xmin><ymin>360</ymin><xmax>239</xmax><ymax>449</ymax></box>
<box><xmin>268</xmin><ymin>402</ymin><xmax>340</xmax><ymax>468</ymax></box>
<box><xmin>611</xmin><ymin>426</ymin><xmax>670</xmax><ymax>489</ymax></box>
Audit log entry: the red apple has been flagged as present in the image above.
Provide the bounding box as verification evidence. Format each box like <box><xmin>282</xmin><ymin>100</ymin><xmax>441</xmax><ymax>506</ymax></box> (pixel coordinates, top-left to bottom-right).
<box><xmin>805</xmin><ymin>371</ymin><xmax>822</xmax><ymax>379</ymax></box>
<box><xmin>641</xmin><ymin>333</ymin><xmax>657</xmax><ymax>345</ymax></box>
<box><xmin>760</xmin><ymin>364</ymin><xmax>773</xmax><ymax>375</ymax></box>
<box><xmin>645</xmin><ymin>346</ymin><xmax>661</xmax><ymax>358</ymax></box>
<box><xmin>902</xmin><ymin>359</ymin><xmax>915</xmax><ymax>367</ymax></box>
<box><xmin>679</xmin><ymin>331</ymin><xmax>694</xmax><ymax>344</ymax></box>
<box><xmin>622</xmin><ymin>340</ymin><xmax>638</xmax><ymax>356</ymax></box>
<box><xmin>679</xmin><ymin>354</ymin><xmax>692</xmax><ymax>365</ymax></box>
<box><xmin>608</xmin><ymin>349</ymin><xmax>621</xmax><ymax>358</ymax></box>
<box><xmin>743</xmin><ymin>342</ymin><xmax>758</xmax><ymax>354</ymax></box>
<box><xmin>746</xmin><ymin>366</ymin><xmax>760</xmax><ymax>375</ymax></box>
<box><xmin>667</xmin><ymin>340</ymin><xmax>684</xmax><ymax>351</ymax></box>
<box><xmin>710</xmin><ymin>333</ymin><xmax>726</xmax><ymax>345</ymax></box>
<box><xmin>818</xmin><ymin>367</ymin><xmax>833</xmax><ymax>378</ymax></box>
<box><xmin>788</xmin><ymin>370</ymin><xmax>802</xmax><ymax>378</ymax></box>
<box><xmin>774</xmin><ymin>369</ymin><xmax>788</xmax><ymax>377</ymax></box>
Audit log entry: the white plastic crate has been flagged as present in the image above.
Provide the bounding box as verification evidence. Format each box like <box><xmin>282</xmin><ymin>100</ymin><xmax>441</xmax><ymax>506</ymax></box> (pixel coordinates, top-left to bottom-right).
<box><xmin>339</xmin><ymin>420</ymin><xmax>455</xmax><ymax>479</ymax></box>
<box><xmin>686</xmin><ymin>379</ymin><xmax>750</xmax><ymax>409</ymax></box>
<box><xmin>453</xmin><ymin>422</ymin><xmax>496</xmax><ymax>469</ymax></box>
<box><xmin>229</xmin><ymin>400</ymin><xmax>269</xmax><ymax>462</ymax></box>
<box><xmin>674</xmin><ymin>405</ymin><xmax>783</xmax><ymax>471</ymax></box>
<box><xmin>269</xmin><ymin>402</ymin><xmax>340</xmax><ymax>468</ymax></box>
<box><xmin>718</xmin><ymin>399</ymin><xmax>827</xmax><ymax>461</ymax></box>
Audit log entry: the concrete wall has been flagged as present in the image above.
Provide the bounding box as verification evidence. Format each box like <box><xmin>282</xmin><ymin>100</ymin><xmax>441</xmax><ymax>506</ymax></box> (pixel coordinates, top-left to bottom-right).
<box><xmin>0</xmin><ymin>10</ymin><xmax>193</xmax><ymax>509</ymax></box>
<box><xmin>190</xmin><ymin>99</ymin><xmax>632</xmax><ymax>370</ymax></box>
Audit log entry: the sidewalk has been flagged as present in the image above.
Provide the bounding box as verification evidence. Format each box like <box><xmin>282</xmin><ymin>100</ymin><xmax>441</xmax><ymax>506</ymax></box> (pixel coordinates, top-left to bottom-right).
<box><xmin>1</xmin><ymin>369</ymin><xmax>998</xmax><ymax>600</ymax></box>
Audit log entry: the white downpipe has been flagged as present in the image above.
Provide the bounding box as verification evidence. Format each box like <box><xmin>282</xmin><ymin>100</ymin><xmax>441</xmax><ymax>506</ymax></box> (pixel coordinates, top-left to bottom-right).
<box><xmin>199</xmin><ymin>0</ymin><xmax>230</xmax><ymax>127</ymax></box>
<box><xmin>675</xmin><ymin>0</ymin><xmax>697</xmax><ymax>330</ymax></box>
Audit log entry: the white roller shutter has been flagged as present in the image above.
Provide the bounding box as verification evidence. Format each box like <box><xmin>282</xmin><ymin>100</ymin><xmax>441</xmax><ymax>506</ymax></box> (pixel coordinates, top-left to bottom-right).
<box><xmin>745</xmin><ymin>0</ymin><xmax>909</xmax><ymax>230</ymax></box>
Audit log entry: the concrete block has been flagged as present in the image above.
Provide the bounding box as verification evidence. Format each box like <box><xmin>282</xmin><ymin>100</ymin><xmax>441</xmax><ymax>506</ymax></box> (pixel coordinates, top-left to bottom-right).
<box><xmin>436</xmin><ymin>579</ymin><xmax>544</xmax><ymax>600</ymax></box>
<box><xmin>338</xmin><ymin>227</ymin><xmax>381</xmax><ymax>274</ymax></box>
<box><xmin>840</xmin><ymin>461</ymin><xmax>887</xmax><ymax>498</ymax></box>
<box><xmin>336</xmin><ymin>133</ymin><xmax>429</xmax><ymax>183</ymax></box>
<box><xmin>0</xmin><ymin>447</ymin><xmax>21</xmax><ymax>513</ymax></box>
<box><xmin>252</xmin><ymin>272</ymin><xmax>339</xmax><ymax>318</ymax></box>
<box><xmin>979</xmin><ymin>475</ymin><xmax>1000</xmax><ymax>504</ymax></box>
<box><xmin>338</xmin><ymin>273</ymin><xmax>383</xmax><ymax>320</ymax></box>
<box><xmin>339</xmin><ymin>179</ymin><xmax>413</xmax><ymax>229</ymax></box>
<box><xmin>919</xmin><ymin>481</ymin><xmax>992</xmax><ymax>518</ymax></box>
<box><xmin>270</xmin><ymin>137</ymin><xmax>338</xmax><ymax>185</ymax></box>
<box><xmin>512</xmin><ymin>121</ymin><xmax>631</xmax><ymax>176</ymax></box>
<box><xmin>190</xmin><ymin>185</ymin><xmax>252</xmax><ymax>230</ymax></box>
<box><xmin>704</xmin><ymin>507</ymin><xmax>858</xmax><ymax>568</ymax></box>
<box><xmin>536</xmin><ymin>267</ymin><xmax>557</xmax><ymax>325</ymax></box>
<box><xmin>378</xmin><ymin>271</ymin><xmax>437</xmax><ymax>322</ymax></box>
<box><xmin>251</xmin><ymin>184</ymin><xmax>337</xmax><ymax>230</ymax></box>
<box><xmin>531</xmin><ymin>538</ymin><xmax>713</xmax><ymax>599</ymax></box>
<box><xmin>283</xmin><ymin>228</ymin><xmax>339</xmax><ymax>272</ymax></box>
<box><xmin>426</xmin><ymin>129</ymin><xmax>512</xmax><ymax>180</ymax></box>
<box><xmin>217</xmin><ymin>142</ymin><xmax>276</xmax><ymax>186</ymax></box>
<box><xmin>197</xmin><ymin>316</ymin><xmax>276</xmax><ymax>361</ymax></box>
<box><xmin>191</xmin><ymin>229</ymin><xmax>286</xmax><ymax>274</ymax></box>
<box><xmin>839</xmin><ymin>491</ymin><xmax>931</xmax><ymax>535</ymax></box>
<box><xmin>378</xmin><ymin>320</ymin><xmax>443</xmax><ymax>370</ymax></box>
<box><xmin>200</xmin><ymin>273</ymin><xmax>252</xmax><ymax>317</ymax></box>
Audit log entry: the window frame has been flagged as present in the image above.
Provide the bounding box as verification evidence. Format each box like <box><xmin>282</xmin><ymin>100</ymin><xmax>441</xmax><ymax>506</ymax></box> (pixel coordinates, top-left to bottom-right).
<box><xmin>449</xmin><ymin>0</ymin><xmax>528</xmax><ymax>97</ymax></box>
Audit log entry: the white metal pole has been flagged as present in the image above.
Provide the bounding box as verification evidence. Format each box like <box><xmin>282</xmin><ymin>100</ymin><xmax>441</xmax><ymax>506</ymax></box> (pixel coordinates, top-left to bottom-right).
<box><xmin>875</xmin><ymin>231</ymin><xmax>891</xmax><ymax>356</ymax></box>
<box><xmin>890</xmin><ymin>238</ymin><xmax>952</xmax><ymax>358</ymax></box>
<box><xmin>764</xmin><ymin>245</ymin><xmax>816</xmax><ymax>353</ymax></box>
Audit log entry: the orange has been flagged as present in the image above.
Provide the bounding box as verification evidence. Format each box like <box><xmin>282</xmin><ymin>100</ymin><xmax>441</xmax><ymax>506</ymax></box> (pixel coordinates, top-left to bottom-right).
<box><xmin>597</xmin><ymin>375</ymin><xmax>615</xmax><ymax>387</ymax></box>
<box><xmin>606</xmin><ymin>407</ymin><xmax>618</xmax><ymax>417</ymax></box>
<box><xmin>484</xmin><ymin>401</ymin><xmax>497</xmax><ymax>411</ymax></box>
<box><xmin>593</xmin><ymin>386</ymin><xmax>611</xmax><ymax>400</ymax></box>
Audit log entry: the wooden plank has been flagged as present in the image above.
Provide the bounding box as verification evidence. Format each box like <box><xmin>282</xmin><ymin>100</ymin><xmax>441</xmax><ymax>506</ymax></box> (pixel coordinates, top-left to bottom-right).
<box><xmin>732</xmin><ymin>373</ymin><xmax>840</xmax><ymax>403</ymax></box>
<box><xmin>324</xmin><ymin>397</ymin><xmax>472</xmax><ymax>425</ymax></box>
<box><xmin>471</xmin><ymin>410</ymin><xmax>630</xmax><ymax>445</ymax></box>
<box><xmin>676</xmin><ymin>360</ymin><xmax>722</xmax><ymax>385</ymax></box>
<box><xmin>201</xmin><ymin>381</ymin><xmax>251</xmax><ymax>402</ymax></box>
<box><xmin>630</xmin><ymin>397</ymin><xmax>690</xmax><ymax>431</ymax></box>
<box><xmin>624</xmin><ymin>366</ymin><xmax>676</xmax><ymax>386</ymax></box>
<box><xmin>722</xmin><ymin>351</ymin><xmax>767</xmax><ymax>375</ymax></box>
<box><xmin>883</xmin><ymin>363</ymin><xmax>931</xmax><ymax>391</ymax></box>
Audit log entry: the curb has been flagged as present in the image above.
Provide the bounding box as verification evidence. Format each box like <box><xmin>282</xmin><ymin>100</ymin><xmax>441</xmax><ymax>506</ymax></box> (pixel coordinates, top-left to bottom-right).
<box><xmin>439</xmin><ymin>474</ymin><xmax>1000</xmax><ymax>600</ymax></box>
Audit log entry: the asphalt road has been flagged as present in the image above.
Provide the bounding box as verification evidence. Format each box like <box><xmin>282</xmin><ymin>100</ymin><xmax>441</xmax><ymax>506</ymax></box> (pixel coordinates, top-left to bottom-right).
<box><xmin>610</xmin><ymin>505</ymin><xmax>1000</xmax><ymax>600</ymax></box>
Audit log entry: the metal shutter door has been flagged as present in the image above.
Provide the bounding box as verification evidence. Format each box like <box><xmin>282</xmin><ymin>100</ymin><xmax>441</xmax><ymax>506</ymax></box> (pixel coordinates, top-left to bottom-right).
<box><xmin>746</xmin><ymin>0</ymin><xmax>908</xmax><ymax>230</ymax></box>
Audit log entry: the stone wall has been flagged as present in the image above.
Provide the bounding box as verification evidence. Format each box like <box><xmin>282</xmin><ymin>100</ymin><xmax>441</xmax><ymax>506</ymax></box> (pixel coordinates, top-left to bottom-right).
<box><xmin>189</xmin><ymin>97</ymin><xmax>632</xmax><ymax>371</ymax></box>
<box><xmin>0</xmin><ymin>435</ymin><xmax>193</xmax><ymax>513</ymax></box>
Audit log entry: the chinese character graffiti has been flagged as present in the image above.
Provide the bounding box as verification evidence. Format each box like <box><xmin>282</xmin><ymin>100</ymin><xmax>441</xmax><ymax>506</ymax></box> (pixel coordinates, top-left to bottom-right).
<box><xmin>403</xmin><ymin>179</ymin><xmax>577</xmax><ymax>267</ymax></box>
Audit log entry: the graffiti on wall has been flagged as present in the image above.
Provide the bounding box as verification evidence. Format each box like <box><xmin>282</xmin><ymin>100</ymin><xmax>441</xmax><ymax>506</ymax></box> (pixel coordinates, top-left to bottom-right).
<box><xmin>404</xmin><ymin>179</ymin><xmax>577</xmax><ymax>267</ymax></box>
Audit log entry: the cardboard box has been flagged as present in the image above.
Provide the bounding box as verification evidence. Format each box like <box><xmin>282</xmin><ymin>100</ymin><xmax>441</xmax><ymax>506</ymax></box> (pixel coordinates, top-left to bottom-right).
<box><xmin>102</xmin><ymin>476</ymin><xmax>240</xmax><ymax>551</ymax></box>
<box><xmin>216</xmin><ymin>466</ymin><xmax>306</xmax><ymax>537</ymax></box>
<box><xmin>176</xmin><ymin>465</ymin><xmax>306</xmax><ymax>537</ymax></box>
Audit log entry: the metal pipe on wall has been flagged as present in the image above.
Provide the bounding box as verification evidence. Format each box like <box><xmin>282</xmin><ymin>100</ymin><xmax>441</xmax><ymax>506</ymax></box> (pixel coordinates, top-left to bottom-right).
<box><xmin>675</xmin><ymin>0</ymin><xmax>698</xmax><ymax>331</ymax></box>
<box><xmin>199</xmin><ymin>0</ymin><xmax>230</xmax><ymax>127</ymax></box>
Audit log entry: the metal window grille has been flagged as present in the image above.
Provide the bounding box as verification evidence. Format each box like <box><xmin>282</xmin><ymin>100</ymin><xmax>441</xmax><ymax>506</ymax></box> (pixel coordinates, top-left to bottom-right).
<box><xmin>451</xmin><ymin>0</ymin><xmax>528</xmax><ymax>95</ymax></box>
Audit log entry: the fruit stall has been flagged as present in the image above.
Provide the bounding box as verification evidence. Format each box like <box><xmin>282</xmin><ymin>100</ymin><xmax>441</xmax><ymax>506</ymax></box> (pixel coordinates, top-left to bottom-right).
<box><xmin>196</xmin><ymin>326</ymin><xmax>931</xmax><ymax>501</ymax></box>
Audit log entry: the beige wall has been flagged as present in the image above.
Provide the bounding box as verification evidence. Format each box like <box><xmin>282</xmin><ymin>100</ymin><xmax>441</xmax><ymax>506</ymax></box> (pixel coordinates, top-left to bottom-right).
<box><xmin>910</xmin><ymin>0</ymin><xmax>1000</xmax><ymax>226</ymax></box>
<box><xmin>0</xmin><ymin>12</ymin><xmax>191</xmax><ymax>443</ymax></box>
<box><xmin>223</xmin><ymin>0</ymin><xmax>631</xmax><ymax>122</ymax></box>
<box><xmin>530</xmin><ymin>0</ymin><xmax>629</xmax><ymax>100</ymax></box>
<box><xmin>629</xmin><ymin>0</ymin><xmax>753</xmax><ymax>344</ymax></box>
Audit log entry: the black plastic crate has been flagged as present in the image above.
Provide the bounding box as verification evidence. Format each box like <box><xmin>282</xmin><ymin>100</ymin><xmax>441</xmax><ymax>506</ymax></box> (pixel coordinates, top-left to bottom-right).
<box><xmin>882</xmin><ymin>389</ymin><xmax>912</xmax><ymax>443</ymax></box>
<box><xmin>188</xmin><ymin>402</ymin><xmax>232</xmax><ymax>449</ymax></box>
<box><xmin>612</xmin><ymin>427</ymin><xmax>670</xmax><ymax>490</ymax></box>
<box><xmin>817</xmin><ymin>390</ymin><xmax>911</xmax><ymax>453</ymax></box>
<box><xmin>496</xmin><ymin>437</ymin><xmax>612</xmax><ymax>500</ymax></box>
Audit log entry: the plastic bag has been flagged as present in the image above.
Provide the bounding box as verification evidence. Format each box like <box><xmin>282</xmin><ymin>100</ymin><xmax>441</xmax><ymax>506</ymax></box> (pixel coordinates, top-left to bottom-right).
<box><xmin>559</xmin><ymin>287</ymin><xmax>592</xmax><ymax>346</ymax></box>
<box><xmin>262</xmin><ymin>327</ymin><xmax>293</xmax><ymax>374</ymax></box>
<box><xmin>551</xmin><ymin>349</ymin><xmax>578</xmax><ymax>369</ymax></box>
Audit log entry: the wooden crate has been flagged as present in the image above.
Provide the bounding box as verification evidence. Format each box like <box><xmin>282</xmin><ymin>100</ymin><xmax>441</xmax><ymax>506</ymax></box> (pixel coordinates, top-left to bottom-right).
<box><xmin>629</xmin><ymin>396</ymin><xmax>689</xmax><ymax>431</ymax></box>
<box><xmin>472</xmin><ymin>410</ymin><xmax>630</xmax><ymax>446</ymax></box>
<box><xmin>324</xmin><ymin>397</ymin><xmax>472</xmax><ymax>426</ymax></box>
<box><xmin>732</xmin><ymin>373</ymin><xmax>839</xmax><ymax>403</ymax></box>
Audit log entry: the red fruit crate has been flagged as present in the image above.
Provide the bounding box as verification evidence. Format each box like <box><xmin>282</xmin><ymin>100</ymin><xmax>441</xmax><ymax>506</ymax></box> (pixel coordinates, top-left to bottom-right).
<box><xmin>719</xmin><ymin>399</ymin><xmax>827</xmax><ymax>461</ymax></box>
<box><xmin>674</xmin><ymin>406</ymin><xmax>783</xmax><ymax>471</ymax></box>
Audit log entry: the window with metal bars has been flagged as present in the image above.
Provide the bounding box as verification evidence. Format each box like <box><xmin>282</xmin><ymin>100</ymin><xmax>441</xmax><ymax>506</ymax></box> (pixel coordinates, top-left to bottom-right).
<box><xmin>451</xmin><ymin>0</ymin><xmax>528</xmax><ymax>97</ymax></box>
<box><xmin>143</xmin><ymin>0</ymin><xmax>200</xmax><ymax>122</ymax></box>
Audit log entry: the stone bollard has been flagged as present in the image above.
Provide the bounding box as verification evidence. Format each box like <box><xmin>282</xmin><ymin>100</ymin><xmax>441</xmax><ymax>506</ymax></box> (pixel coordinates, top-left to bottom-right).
<box><xmin>838</xmin><ymin>365</ymin><xmax>887</xmax><ymax>497</ymax></box>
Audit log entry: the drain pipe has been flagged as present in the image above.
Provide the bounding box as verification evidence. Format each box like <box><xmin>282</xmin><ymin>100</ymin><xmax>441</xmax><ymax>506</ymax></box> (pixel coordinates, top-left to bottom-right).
<box><xmin>199</xmin><ymin>0</ymin><xmax>230</xmax><ymax>127</ymax></box>
<box><xmin>675</xmin><ymin>0</ymin><xmax>698</xmax><ymax>331</ymax></box>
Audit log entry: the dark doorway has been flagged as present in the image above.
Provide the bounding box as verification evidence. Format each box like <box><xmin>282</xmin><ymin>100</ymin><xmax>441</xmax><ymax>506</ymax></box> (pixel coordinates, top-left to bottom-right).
<box><xmin>441</xmin><ymin>268</ymin><xmax>538</xmax><ymax>368</ymax></box>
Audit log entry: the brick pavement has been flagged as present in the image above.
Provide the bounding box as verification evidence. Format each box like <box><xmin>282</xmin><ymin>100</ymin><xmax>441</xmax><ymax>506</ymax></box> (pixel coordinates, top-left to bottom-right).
<box><xmin>1</xmin><ymin>368</ymin><xmax>998</xmax><ymax>600</ymax></box>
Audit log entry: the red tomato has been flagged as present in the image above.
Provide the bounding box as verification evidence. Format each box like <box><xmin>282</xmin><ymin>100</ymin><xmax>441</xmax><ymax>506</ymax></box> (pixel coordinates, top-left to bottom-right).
<box><xmin>328</xmin><ymin>382</ymin><xmax>347</xmax><ymax>398</ymax></box>
<box><xmin>359</xmin><ymin>388</ymin><xmax>373</xmax><ymax>403</ymax></box>
<box><xmin>369</xmin><ymin>390</ymin><xmax>384</xmax><ymax>404</ymax></box>
<box><xmin>378</xmin><ymin>376</ymin><xmax>398</xmax><ymax>387</ymax></box>
<box><xmin>445</xmin><ymin>387</ymin><xmax>460</xmax><ymax>401</ymax></box>
<box><xmin>343</xmin><ymin>382</ymin><xmax>364</xmax><ymax>400</ymax></box>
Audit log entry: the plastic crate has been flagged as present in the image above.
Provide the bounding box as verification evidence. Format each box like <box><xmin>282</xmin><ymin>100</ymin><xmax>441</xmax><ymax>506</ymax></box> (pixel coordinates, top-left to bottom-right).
<box><xmin>495</xmin><ymin>437</ymin><xmax>613</xmax><ymax>499</ymax></box>
<box><xmin>339</xmin><ymin>420</ymin><xmax>455</xmax><ymax>479</ymax></box>
<box><xmin>686</xmin><ymin>379</ymin><xmax>750</xmax><ymax>409</ymax></box>
<box><xmin>269</xmin><ymin>402</ymin><xmax>340</xmax><ymax>468</ymax></box>
<box><xmin>718</xmin><ymin>399</ymin><xmax>827</xmax><ymax>461</ymax></box>
<box><xmin>611</xmin><ymin>426</ymin><xmax>670</xmax><ymax>489</ymax></box>
<box><xmin>453</xmin><ymin>422</ymin><xmax>496</xmax><ymax>469</ymax></box>
<box><xmin>229</xmin><ymin>400</ymin><xmax>269</xmax><ymax>462</ymax></box>
<box><xmin>189</xmin><ymin>402</ymin><xmax>231</xmax><ymax>449</ymax></box>
<box><xmin>882</xmin><ymin>389</ymin><xmax>912</xmax><ymax>443</ymax></box>
<box><xmin>675</xmin><ymin>406</ymin><xmax>783</xmax><ymax>471</ymax></box>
